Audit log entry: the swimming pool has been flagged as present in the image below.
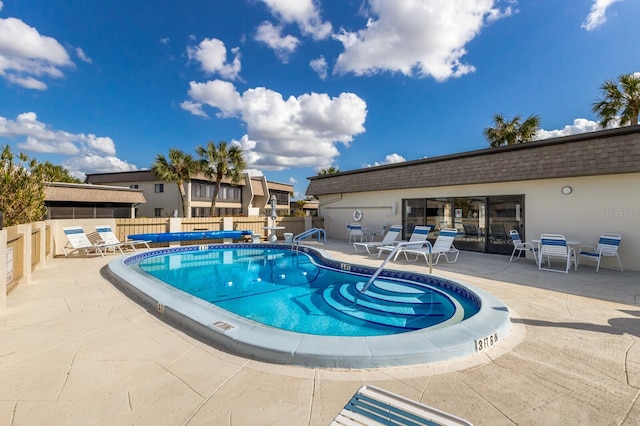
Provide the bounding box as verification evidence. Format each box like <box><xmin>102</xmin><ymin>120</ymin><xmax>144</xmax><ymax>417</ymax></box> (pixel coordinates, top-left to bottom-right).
<box><xmin>107</xmin><ymin>244</ymin><xmax>511</xmax><ymax>368</ymax></box>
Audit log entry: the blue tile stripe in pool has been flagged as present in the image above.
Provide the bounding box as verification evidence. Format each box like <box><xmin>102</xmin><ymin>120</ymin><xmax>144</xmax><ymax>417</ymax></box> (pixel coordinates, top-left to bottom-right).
<box><xmin>111</xmin><ymin>243</ymin><xmax>511</xmax><ymax>368</ymax></box>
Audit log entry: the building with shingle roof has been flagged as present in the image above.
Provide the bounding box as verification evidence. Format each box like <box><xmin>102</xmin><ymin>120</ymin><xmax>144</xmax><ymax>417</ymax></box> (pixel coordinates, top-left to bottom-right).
<box><xmin>306</xmin><ymin>125</ymin><xmax>640</xmax><ymax>271</ymax></box>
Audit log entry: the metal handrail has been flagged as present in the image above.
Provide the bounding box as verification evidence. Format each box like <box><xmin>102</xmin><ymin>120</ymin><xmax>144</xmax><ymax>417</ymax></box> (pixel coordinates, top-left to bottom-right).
<box><xmin>354</xmin><ymin>241</ymin><xmax>433</xmax><ymax>304</ymax></box>
<box><xmin>292</xmin><ymin>228</ymin><xmax>326</xmax><ymax>252</ymax></box>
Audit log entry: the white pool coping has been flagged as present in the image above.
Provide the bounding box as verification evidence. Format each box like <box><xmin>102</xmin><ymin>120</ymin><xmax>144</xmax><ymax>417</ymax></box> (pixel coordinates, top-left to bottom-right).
<box><xmin>107</xmin><ymin>244</ymin><xmax>511</xmax><ymax>368</ymax></box>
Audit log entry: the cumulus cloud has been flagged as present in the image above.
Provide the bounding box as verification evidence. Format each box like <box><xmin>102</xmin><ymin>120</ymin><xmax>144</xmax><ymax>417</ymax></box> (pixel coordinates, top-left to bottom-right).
<box><xmin>187</xmin><ymin>38</ymin><xmax>241</xmax><ymax>80</ymax></box>
<box><xmin>582</xmin><ymin>0</ymin><xmax>623</xmax><ymax>30</ymax></box>
<box><xmin>535</xmin><ymin>118</ymin><xmax>602</xmax><ymax>140</ymax></box>
<box><xmin>365</xmin><ymin>153</ymin><xmax>406</xmax><ymax>167</ymax></box>
<box><xmin>333</xmin><ymin>0</ymin><xmax>513</xmax><ymax>81</ymax></box>
<box><xmin>184</xmin><ymin>81</ymin><xmax>367</xmax><ymax>170</ymax></box>
<box><xmin>310</xmin><ymin>56</ymin><xmax>328</xmax><ymax>80</ymax></box>
<box><xmin>255</xmin><ymin>21</ymin><xmax>300</xmax><ymax>61</ymax></box>
<box><xmin>0</xmin><ymin>112</ymin><xmax>137</xmax><ymax>176</ymax></box>
<box><xmin>0</xmin><ymin>17</ymin><xmax>74</xmax><ymax>89</ymax></box>
<box><xmin>260</xmin><ymin>0</ymin><xmax>332</xmax><ymax>40</ymax></box>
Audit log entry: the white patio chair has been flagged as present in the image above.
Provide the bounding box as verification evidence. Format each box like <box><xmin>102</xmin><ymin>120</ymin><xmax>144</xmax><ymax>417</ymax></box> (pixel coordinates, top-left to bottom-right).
<box><xmin>538</xmin><ymin>234</ymin><xmax>575</xmax><ymax>273</ymax></box>
<box><xmin>96</xmin><ymin>225</ymin><xmax>151</xmax><ymax>251</ymax></box>
<box><xmin>347</xmin><ymin>223</ymin><xmax>364</xmax><ymax>243</ymax></box>
<box><xmin>402</xmin><ymin>228</ymin><xmax>459</xmax><ymax>265</ymax></box>
<box><xmin>332</xmin><ymin>385</ymin><xmax>472</xmax><ymax>426</ymax></box>
<box><xmin>353</xmin><ymin>225</ymin><xmax>402</xmax><ymax>255</ymax></box>
<box><xmin>377</xmin><ymin>225</ymin><xmax>432</xmax><ymax>260</ymax></box>
<box><xmin>576</xmin><ymin>233</ymin><xmax>623</xmax><ymax>272</ymax></box>
<box><xmin>509</xmin><ymin>229</ymin><xmax>538</xmax><ymax>265</ymax></box>
<box><xmin>62</xmin><ymin>226</ymin><xmax>121</xmax><ymax>257</ymax></box>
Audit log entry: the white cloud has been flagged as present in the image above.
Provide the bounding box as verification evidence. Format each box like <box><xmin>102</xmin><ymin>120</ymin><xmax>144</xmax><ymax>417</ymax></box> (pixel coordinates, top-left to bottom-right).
<box><xmin>75</xmin><ymin>47</ymin><xmax>92</xmax><ymax>63</ymax></box>
<box><xmin>260</xmin><ymin>0</ymin><xmax>332</xmax><ymax>40</ymax></box>
<box><xmin>185</xmin><ymin>82</ymin><xmax>367</xmax><ymax>171</ymax></box>
<box><xmin>310</xmin><ymin>56</ymin><xmax>328</xmax><ymax>80</ymax></box>
<box><xmin>365</xmin><ymin>153</ymin><xmax>406</xmax><ymax>167</ymax></box>
<box><xmin>0</xmin><ymin>17</ymin><xmax>73</xmax><ymax>89</ymax></box>
<box><xmin>255</xmin><ymin>21</ymin><xmax>299</xmax><ymax>61</ymax></box>
<box><xmin>333</xmin><ymin>0</ymin><xmax>513</xmax><ymax>81</ymax></box>
<box><xmin>582</xmin><ymin>0</ymin><xmax>623</xmax><ymax>31</ymax></box>
<box><xmin>535</xmin><ymin>118</ymin><xmax>602</xmax><ymax>140</ymax></box>
<box><xmin>0</xmin><ymin>2</ymin><xmax>4</xmax><ymax>11</ymax></box>
<box><xmin>0</xmin><ymin>112</ymin><xmax>135</xmax><ymax>177</ymax></box>
<box><xmin>187</xmin><ymin>38</ymin><xmax>241</xmax><ymax>80</ymax></box>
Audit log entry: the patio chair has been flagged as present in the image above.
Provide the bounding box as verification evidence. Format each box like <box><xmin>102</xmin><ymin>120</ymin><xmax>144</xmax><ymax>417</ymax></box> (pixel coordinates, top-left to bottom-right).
<box><xmin>538</xmin><ymin>234</ymin><xmax>575</xmax><ymax>273</ymax></box>
<box><xmin>332</xmin><ymin>385</ymin><xmax>472</xmax><ymax>426</ymax></box>
<box><xmin>347</xmin><ymin>223</ymin><xmax>364</xmax><ymax>243</ymax></box>
<box><xmin>576</xmin><ymin>233</ymin><xmax>623</xmax><ymax>272</ymax></box>
<box><xmin>353</xmin><ymin>225</ymin><xmax>402</xmax><ymax>255</ymax></box>
<box><xmin>376</xmin><ymin>225</ymin><xmax>432</xmax><ymax>260</ymax></box>
<box><xmin>509</xmin><ymin>229</ymin><xmax>538</xmax><ymax>265</ymax></box>
<box><xmin>62</xmin><ymin>226</ymin><xmax>122</xmax><ymax>257</ymax></box>
<box><xmin>96</xmin><ymin>225</ymin><xmax>151</xmax><ymax>251</ymax></box>
<box><xmin>402</xmin><ymin>228</ymin><xmax>460</xmax><ymax>265</ymax></box>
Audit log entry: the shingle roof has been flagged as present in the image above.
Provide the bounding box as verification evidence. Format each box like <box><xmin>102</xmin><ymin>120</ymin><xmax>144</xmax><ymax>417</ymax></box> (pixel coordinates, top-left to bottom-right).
<box><xmin>45</xmin><ymin>183</ymin><xmax>147</xmax><ymax>204</ymax></box>
<box><xmin>306</xmin><ymin>125</ymin><xmax>640</xmax><ymax>196</ymax></box>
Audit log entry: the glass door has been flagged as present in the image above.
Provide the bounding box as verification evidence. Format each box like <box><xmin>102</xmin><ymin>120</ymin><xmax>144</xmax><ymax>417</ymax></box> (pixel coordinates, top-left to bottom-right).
<box><xmin>402</xmin><ymin>199</ymin><xmax>426</xmax><ymax>240</ymax></box>
<box><xmin>487</xmin><ymin>195</ymin><xmax>524</xmax><ymax>255</ymax></box>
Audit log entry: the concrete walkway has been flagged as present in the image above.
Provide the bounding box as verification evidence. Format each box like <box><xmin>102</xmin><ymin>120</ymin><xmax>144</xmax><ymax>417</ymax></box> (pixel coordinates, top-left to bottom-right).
<box><xmin>2</xmin><ymin>240</ymin><xmax>640</xmax><ymax>425</ymax></box>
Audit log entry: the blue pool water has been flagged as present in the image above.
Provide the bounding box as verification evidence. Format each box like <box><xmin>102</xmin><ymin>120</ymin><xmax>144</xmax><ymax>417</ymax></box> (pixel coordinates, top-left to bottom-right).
<box><xmin>109</xmin><ymin>243</ymin><xmax>511</xmax><ymax>367</ymax></box>
<box><xmin>136</xmin><ymin>246</ymin><xmax>479</xmax><ymax>337</ymax></box>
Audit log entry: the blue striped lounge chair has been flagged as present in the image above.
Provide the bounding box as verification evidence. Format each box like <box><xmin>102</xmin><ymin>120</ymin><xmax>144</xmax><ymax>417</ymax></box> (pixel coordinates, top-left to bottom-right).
<box><xmin>402</xmin><ymin>228</ymin><xmax>459</xmax><ymax>265</ymax></box>
<box><xmin>376</xmin><ymin>225</ymin><xmax>432</xmax><ymax>260</ymax></box>
<box><xmin>96</xmin><ymin>225</ymin><xmax>151</xmax><ymax>251</ymax></box>
<box><xmin>353</xmin><ymin>225</ymin><xmax>402</xmax><ymax>255</ymax></box>
<box><xmin>576</xmin><ymin>233</ymin><xmax>623</xmax><ymax>272</ymax></box>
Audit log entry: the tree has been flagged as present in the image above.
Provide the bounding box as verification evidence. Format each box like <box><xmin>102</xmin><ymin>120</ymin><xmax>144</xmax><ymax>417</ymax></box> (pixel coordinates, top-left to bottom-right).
<box><xmin>151</xmin><ymin>148</ymin><xmax>199</xmax><ymax>217</ymax></box>
<box><xmin>32</xmin><ymin>161</ymin><xmax>82</xmax><ymax>183</ymax></box>
<box><xmin>483</xmin><ymin>114</ymin><xmax>541</xmax><ymax>148</ymax></box>
<box><xmin>293</xmin><ymin>199</ymin><xmax>308</xmax><ymax>217</ymax></box>
<box><xmin>196</xmin><ymin>141</ymin><xmax>246</xmax><ymax>216</ymax></box>
<box><xmin>592</xmin><ymin>73</ymin><xmax>640</xmax><ymax>128</ymax></box>
<box><xmin>318</xmin><ymin>166</ymin><xmax>340</xmax><ymax>175</ymax></box>
<box><xmin>0</xmin><ymin>145</ymin><xmax>47</xmax><ymax>226</ymax></box>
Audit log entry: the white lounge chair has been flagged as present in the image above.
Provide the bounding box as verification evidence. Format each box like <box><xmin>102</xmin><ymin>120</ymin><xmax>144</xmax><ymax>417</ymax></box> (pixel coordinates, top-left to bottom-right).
<box><xmin>402</xmin><ymin>228</ymin><xmax>460</xmax><ymax>264</ymax></box>
<box><xmin>96</xmin><ymin>225</ymin><xmax>151</xmax><ymax>251</ymax></box>
<box><xmin>576</xmin><ymin>233</ymin><xmax>623</xmax><ymax>272</ymax></box>
<box><xmin>62</xmin><ymin>226</ymin><xmax>122</xmax><ymax>257</ymax></box>
<box><xmin>509</xmin><ymin>229</ymin><xmax>538</xmax><ymax>265</ymax></box>
<box><xmin>332</xmin><ymin>385</ymin><xmax>472</xmax><ymax>426</ymax></box>
<box><xmin>353</xmin><ymin>225</ymin><xmax>402</xmax><ymax>255</ymax></box>
<box><xmin>538</xmin><ymin>234</ymin><xmax>575</xmax><ymax>273</ymax></box>
<box><xmin>377</xmin><ymin>225</ymin><xmax>432</xmax><ymax>260</ymax></box>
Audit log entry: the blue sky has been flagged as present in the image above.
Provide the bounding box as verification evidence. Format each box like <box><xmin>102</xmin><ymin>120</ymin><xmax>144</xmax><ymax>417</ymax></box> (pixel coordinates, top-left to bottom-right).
<box><xmin>0</xmin><ymin>0</ymin><xmax>638</xmax><ymax>199</ymax></box>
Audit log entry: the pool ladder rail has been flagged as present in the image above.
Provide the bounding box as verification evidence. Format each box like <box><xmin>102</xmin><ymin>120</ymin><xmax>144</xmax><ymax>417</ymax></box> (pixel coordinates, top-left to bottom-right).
<box><xmin>292</xmin><ymin>228</ymin><xmax>326</xmax><ymax>251</ymax></box>
<box><xmin>355</xmin><ymin>241</ymin><xmax>433</xmax><ymax>305</ymax></box>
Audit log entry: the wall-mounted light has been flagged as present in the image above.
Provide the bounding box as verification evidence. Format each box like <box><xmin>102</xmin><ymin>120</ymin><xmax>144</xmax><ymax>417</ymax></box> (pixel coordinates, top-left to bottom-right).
<box><xmin>561</xmin><ymin>186</ymin><xmax>573</xmax><ymax>195</ymax></box>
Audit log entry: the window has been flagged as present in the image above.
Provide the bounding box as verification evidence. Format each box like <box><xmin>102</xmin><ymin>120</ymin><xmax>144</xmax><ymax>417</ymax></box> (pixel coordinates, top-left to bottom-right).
<box><xmin>155</xmin><ymin>183</ymin><xmax>164</xmax><ymax>193</ymax></box>
<box><xmin>154</xmin><ymin>208</ymin><xmax>163</xmax><ymax>217</ymax></box>
<box><xmin>129</xmin><ymin>184</ymin><xmax>139</xmax><ymax>189</ymax></box>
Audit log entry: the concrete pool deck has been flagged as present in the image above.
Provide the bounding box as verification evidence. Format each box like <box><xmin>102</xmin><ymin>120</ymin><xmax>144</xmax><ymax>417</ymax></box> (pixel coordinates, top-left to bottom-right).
<box><xmin>2</xmin><ymin>238</ymin><xmax>640</xmax><ymax>425</ymax></box>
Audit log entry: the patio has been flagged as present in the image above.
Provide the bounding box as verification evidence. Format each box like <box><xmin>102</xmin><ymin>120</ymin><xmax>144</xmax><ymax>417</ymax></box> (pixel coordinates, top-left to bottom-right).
<box><xmin>2</xmin><ymin>238</ymin><xmax>640</xmax><ymax>425</ymax></box>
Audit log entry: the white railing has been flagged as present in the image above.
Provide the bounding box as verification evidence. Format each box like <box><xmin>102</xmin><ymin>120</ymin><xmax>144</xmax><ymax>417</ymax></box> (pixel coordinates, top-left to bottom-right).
<box><xmin>354</xmin><ymin>241</ymin><xmax>433</xmax><ymax>305</ymax></box>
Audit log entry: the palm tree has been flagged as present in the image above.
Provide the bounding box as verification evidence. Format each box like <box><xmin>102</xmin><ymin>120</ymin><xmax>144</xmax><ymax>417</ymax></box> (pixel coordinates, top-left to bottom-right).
<box><xmin>484</xmin><ymin>114</ymin><xmax>541</xmax><ymax>148</ymax></box>
<box><xmin>592</xmin><ymin>73</ymin><xmax>640</xmax><ymax>128</ymax></box>
<box><xmin>196</xmin><ymin>141</ymin><xmax>246</xmax><ymax>216</ymax></box>
<box><xmin>151</xmin><ymin>148</ymin><xmax>199</xmax><ymax>217</ymax></box>
<box><xmin>318</xmin><ymin>166</ymin><xmax>340</xmax><ymax>175</ymax></box>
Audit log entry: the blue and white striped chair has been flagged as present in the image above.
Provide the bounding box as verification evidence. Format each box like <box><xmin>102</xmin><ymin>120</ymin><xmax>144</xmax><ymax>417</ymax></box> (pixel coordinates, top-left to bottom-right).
<box><xmin>377</xmin><ymin>225</ymin><xmax>432</xmax><ymax>260</ymax></box>
<box><xmin>402</xmin><ymin>228</ymin><xmax>459</xmax><ymax>264</ymax></box>
<box><xmin>509</xmin><ymin>229</ymin><xmax>538</xmax><ymax>265</ymax></box>
<box><xmin>577</xmin><ymin>233</ymin><xmax>623</xmax><ymax>272</ymax></box>
<box><xmin>538</xmin><ymin>234</ymin><xmax>575</xmax><ymax>273</ymax></box>
<box><xmin>347</xmin><ymin>223</ymin><xmax>364</xmax><ymax>243</ymax></box>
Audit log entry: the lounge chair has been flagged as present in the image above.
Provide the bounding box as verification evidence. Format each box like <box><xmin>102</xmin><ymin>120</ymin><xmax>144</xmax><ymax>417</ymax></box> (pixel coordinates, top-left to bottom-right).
<box><xmin>538</xmin><ymin>234</ymin><xmax>575</xmax><ymax>273</ymax></box>
<box><xmin>402</xmin><ymin>228</ymin><xmax>459</xmax><ymax>265</ymax></box>
<box><xmin>353</xmin><ymin>225</ymin><xmax>402</xmax><ymax>255</ymax></box>
<box><xmin>576</xmin><ymin>233</ymin><xmax>623</xmax><ymax>272</ymax></box>
<box><xmin>509</xmin><ymin>229</ymin><xmax>538</xmax><ymax>265</ymax></box>
<box><xmin>490</xmin><ymin>223</ymin><xmax>508</xmax><ymax>243</ymax></box>
<box><xmin>96</xmin><ymin>225</ymin><xmax>151</xmax><ymax>251</ymax></box>
<box><xmin>62</xmin><ymin>226</ymin><xmax>122</xmax><ymax>257</ymax></box>
<box><xmin>332</xmin><ymin>385</ymin><xmax>472</xmax><ymax>426</ymax></box>
<box><xmin>376</xmin><ymin>225</ymin><xmax>432</xmax><ymax>260</ymax></box>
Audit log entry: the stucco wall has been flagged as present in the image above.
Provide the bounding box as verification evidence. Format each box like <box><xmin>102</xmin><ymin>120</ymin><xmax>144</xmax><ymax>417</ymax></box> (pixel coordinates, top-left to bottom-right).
<box><xmin>317</xmin><ymin>173</ymin><xmax>640</xmax><ymax>271</ymax></box>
